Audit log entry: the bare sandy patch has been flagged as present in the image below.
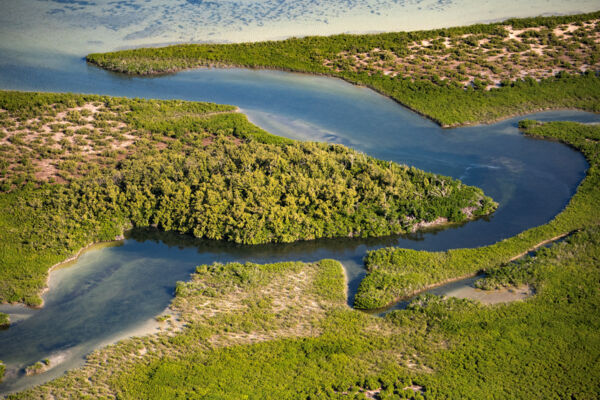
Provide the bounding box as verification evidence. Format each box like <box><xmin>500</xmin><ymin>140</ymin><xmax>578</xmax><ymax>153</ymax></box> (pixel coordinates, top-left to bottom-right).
<box><xmin>444</xmin><ymin>284</ymin><xmax>533</xmax><ymax>304</ymax></box>
<box><xmin>324</xmin><ymin>19</ymin><xmax>600</xmax><ymax>90</ymax></box>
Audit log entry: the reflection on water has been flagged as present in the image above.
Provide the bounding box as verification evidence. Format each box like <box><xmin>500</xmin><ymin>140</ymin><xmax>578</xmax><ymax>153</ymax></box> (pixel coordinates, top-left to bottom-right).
<box><xmin>0</xmin><ymin>228</ymin><xmax>381</xmax><ymax>393</ymax></box>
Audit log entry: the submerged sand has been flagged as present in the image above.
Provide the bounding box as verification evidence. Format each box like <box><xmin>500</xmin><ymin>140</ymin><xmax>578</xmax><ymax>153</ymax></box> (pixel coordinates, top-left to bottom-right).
<box><xmin>1</xmin><ymin>0</ymin><xmax>599</xmax><ymax>58</ymax></box>
<box><xmin>444</xmin><ymin>284</ymin><xmax>534</xmax><ymax>305</ymax></box>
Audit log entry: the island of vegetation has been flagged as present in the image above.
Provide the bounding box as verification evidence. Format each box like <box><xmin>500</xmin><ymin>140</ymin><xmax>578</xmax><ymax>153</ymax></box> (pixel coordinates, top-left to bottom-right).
<box><xmin>0</xmin><ymin>90</ymin><xmax>495</xmax><ymax>306</ymax></box>
<box><xmin>0</xmin><ymin>312</ymin><xmax>9</xmax><ymax>329</ymax></box>
<box><xmin>24</xmin><ymin>359</ymin><xmax>50</xmax><ymax>377</ymax></box>
<box><xmin>87</xmin><ymin>11</ymin><xmax>600</xmax><ymax>127</ymax></box>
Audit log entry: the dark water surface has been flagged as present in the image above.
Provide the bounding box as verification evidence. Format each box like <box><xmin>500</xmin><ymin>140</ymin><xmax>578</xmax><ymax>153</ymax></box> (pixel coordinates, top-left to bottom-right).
<box><xmin>0</xmin><ymin>49</ymin><xmax>598</xmax><ymax>394</ymax></box>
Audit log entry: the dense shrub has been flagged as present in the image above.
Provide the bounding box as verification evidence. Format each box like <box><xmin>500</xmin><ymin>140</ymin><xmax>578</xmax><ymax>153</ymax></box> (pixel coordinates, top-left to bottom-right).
<box><xmin>0</xmin><ymin>91</ymin><xmax>493</xmax><ymax>305</ymax></box>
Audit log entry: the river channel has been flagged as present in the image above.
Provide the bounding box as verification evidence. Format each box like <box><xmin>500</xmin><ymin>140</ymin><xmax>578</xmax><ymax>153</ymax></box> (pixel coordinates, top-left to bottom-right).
<box><xmin>0</xmin><ymin>47</ymin><xmax>598</xmax><ymax>394</ymax></box>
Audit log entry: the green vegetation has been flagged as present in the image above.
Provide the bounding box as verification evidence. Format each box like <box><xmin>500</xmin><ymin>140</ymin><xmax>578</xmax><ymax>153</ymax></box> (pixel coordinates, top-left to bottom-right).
<box><xmin>354</xmin><ymin>120</ymin><xmax>600</xmax><ymax>309</ymax></box>
<box><xmin>155</xmin><ymin>315</ymin><xmax>171</xmax><ymax>323</ymax></box>
<box><xmin>12</xmin><ymin>227</ymin><xmax>600</xmax><ymax>399</ymax></box>
<box><xmin>405</xmin><ymin>227</ymin><xmax>600</xmax><ymax>398</ymax></box>
<box><xmin>0</xmin><ymin>90</ymin><xmax>493</xmax><ymax>306</ymax></box>
<box><xmin>25</xmin><ymin>359</ymin><xmax>50</xmax><ymax>376</ymax></box>
<box><xmin>474</xmin><ymin>255</ymin><xmax>538</xmax><ymax>290</ymax></box>
<box><xmin>0</xmin><ymin>312</ymin><xmax>9</xmax><ymax>329</ymax></box>
<box><xmin>87</xmin><ymin>12</ymin><xmax>600</xmax><ymax>126</ymax></box>
<box><xmin>0</xmin><ymin>361</ymin><xmax>4</xmax><ymax>383</ymax></box>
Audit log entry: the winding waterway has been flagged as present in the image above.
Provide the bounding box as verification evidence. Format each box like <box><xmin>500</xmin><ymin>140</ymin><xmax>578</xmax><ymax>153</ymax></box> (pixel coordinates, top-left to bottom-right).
<box><xmin>1</xmin><ymin>43</ymin><xmax>599</xmax><ymax>395</ymax></box>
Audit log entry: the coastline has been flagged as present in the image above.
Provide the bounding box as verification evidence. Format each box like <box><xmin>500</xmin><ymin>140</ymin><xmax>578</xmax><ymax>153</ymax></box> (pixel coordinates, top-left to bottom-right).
<box><xmin>1</xmin><ymin>61</ymin><xmax>587</xmax><ymax>311</ymax></box>
<box><xmin>84</xmin><ymin>9</ymin><xmax>600</xmax><ymax>129</ymax></box>
<box><xmin>33</xmin><ymin>234</ymin><xmax>127</xmax><ymax>309</ymax></box>
<box><xmin>86</xmin><ymin>59</ymin><xmax>599</xmax><ymax>130</ymax></box>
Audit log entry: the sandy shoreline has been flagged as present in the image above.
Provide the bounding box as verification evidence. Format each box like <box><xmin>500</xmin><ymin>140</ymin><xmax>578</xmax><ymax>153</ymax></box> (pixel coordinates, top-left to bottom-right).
<box><xmin>0</xmin><ymin>236</ymin><xmax>127</xmax><ymax>311</ymax></box>
<box><xmin>34</xmin><ymin>235</ymin><xmax>126</xmax><ymax>309</ymax></box>
<box><xmin>89</xmin><ymin>54</ymin><xmax>599</xmax><ymax>130</ymax></box>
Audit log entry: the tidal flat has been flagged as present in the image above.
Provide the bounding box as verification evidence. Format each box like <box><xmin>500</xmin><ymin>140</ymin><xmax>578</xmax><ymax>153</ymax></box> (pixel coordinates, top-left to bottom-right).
<box><xmin>2</xmin><ymin>0</ymin><xmax>600</xmax><ymax>58</ymax></box>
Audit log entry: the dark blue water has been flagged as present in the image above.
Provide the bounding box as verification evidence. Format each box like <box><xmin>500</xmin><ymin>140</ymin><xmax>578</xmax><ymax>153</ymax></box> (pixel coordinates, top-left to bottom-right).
<box><xmin>0</xmin><ymin>49</ymin><xmax>597</xmax><ymax>394</ymax></box>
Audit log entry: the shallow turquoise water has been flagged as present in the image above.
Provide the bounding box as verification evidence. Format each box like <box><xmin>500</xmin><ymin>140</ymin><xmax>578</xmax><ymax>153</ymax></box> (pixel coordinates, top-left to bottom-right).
<box><xmin>2</xmin><ymin>0</ymin><xmax>599</xmax><ymax>54</ymax></box>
